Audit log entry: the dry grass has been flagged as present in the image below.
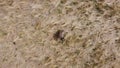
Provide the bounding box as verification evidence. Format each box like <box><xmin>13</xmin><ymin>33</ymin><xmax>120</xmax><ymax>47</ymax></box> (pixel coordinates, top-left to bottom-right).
<box><xmin>0</xmin><ymin>0</ymin><xmax>120</xmax><ymax>68</ymax></box>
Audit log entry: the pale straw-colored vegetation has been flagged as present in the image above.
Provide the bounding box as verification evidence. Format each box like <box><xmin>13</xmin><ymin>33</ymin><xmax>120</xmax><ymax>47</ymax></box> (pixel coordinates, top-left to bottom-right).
<box><xmin>0</xmin><ymin>0</ymin><xmax>120</xmax><ymax>68</ymax></box>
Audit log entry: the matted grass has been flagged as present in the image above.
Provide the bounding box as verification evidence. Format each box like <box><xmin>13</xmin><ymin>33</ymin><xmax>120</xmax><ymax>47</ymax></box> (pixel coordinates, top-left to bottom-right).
<box><xmin>0</xmin><ymin>0</ymin><xmax>120</xmax><ymax>68</ymax></box>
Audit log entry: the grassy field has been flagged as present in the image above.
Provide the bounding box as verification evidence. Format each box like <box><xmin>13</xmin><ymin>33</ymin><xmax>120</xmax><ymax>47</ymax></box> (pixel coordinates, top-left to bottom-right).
<box><xmin>0</xmin><ymin>0</ymin><xmax>120</xmax><ymax>68</ymax></box>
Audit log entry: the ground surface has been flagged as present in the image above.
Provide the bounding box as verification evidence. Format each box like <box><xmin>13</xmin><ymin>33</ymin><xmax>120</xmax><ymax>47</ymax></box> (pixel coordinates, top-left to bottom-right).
<box><xmin>0</xmin><ymin>0</ymin><xmax>120</xmax><ymax>68</ymax></box>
